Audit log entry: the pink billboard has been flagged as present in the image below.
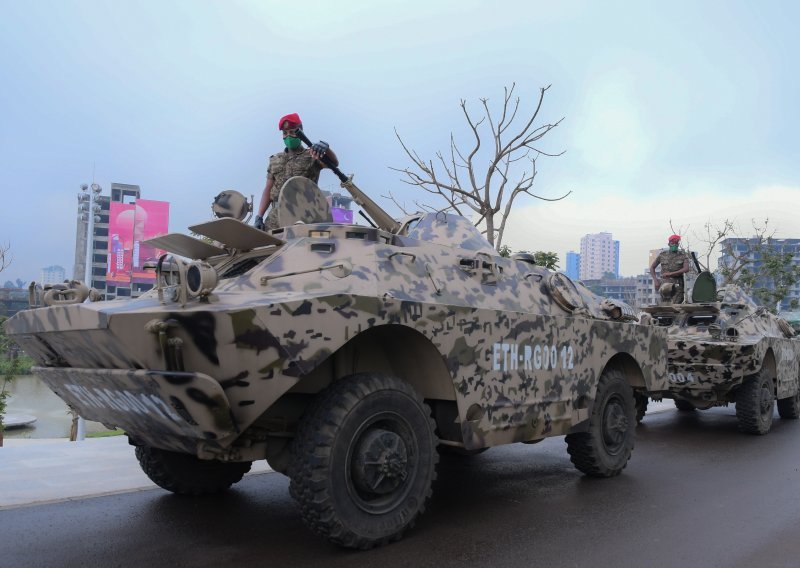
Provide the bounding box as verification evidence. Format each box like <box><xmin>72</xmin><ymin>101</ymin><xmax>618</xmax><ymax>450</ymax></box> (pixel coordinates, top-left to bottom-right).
<box><xmin>107</xmin><ymin>199</ymin><xmax>169</xmax><ymax>287</ymax></box>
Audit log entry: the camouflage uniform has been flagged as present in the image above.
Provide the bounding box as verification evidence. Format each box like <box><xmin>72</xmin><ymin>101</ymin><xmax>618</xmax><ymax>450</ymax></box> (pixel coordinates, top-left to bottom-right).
<box><xmin>655</xmin><ymin>249</ymin><xmax>689</xmax><ymax>304</ymax></box>
<box><xmin>264</xmin><ymin>149</ymin><xmax>323</xmax><ymax>230</ymax></box>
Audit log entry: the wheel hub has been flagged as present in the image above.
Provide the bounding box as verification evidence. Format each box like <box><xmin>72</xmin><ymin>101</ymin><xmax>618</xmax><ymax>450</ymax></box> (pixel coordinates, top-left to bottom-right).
<box><xmin>352</xmin><ymin>428</ymin><xmax>409</xmax><ymax>495</ymax></box>
<box><xmin>760</xmin><ymin>386</ymin><xmax>773</xmax><ymax>415</ymax></box>
<box><xmin>602</xmin><ymin>399</ymin><xmax>629</xmax><ymax>452</ymax></box>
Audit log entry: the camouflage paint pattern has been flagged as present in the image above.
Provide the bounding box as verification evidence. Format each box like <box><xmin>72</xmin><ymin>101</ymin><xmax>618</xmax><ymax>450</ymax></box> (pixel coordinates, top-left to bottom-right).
<box><xmin>4</xmin><ymin>187</ymin><xmax>669</xmax><ymax>461</ymax></box>
<box><xmin>641</xmin><ymin>284</ymin><xmax>800</xmax><ymax>406</ymax></box>
<box><xmin>265</xmin><ymin>150</ymin><xmax>324</xmax><ymax>230</ymax></box>
<box><xmin>276</xmin><ymin>176</ymin><xmax>332</xmax><ymax>226</ymax></box>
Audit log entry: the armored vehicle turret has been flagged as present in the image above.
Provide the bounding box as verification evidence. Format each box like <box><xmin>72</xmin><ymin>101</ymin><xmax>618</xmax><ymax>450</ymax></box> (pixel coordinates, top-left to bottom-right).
<box><xmin>4</xmin><ymin>174</ymin><xmax>668</xmax><ymax>549</ymax></box>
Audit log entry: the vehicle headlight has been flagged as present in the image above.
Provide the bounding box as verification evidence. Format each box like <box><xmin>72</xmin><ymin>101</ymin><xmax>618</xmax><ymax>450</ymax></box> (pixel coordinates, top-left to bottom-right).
<box><xmin>187</xmin><ymin>262</ymin><xmax>218</xmax><ymax>298</ymax></box>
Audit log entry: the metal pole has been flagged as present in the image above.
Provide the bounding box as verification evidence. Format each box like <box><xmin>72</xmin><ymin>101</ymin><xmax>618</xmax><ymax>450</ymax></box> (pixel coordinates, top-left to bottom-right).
<box><xmin>76</xmin><ymin>183</ymin><xmax>101</xmax><ymax>441</ymax></box>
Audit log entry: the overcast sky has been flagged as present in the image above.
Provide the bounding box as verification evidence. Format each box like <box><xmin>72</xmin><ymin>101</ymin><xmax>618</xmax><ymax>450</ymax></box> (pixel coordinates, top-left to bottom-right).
<box><xmin>1</xmin><ymin>0</ymin><xmax>799</xmax><ymax>282</ymax></box>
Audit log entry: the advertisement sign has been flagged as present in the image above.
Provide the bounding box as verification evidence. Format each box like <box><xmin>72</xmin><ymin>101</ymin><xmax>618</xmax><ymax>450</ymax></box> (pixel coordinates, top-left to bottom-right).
<box><xmin>106</xmin><ymin>199</ymin><xmax>169</xmax><ymax>287</ymax></box>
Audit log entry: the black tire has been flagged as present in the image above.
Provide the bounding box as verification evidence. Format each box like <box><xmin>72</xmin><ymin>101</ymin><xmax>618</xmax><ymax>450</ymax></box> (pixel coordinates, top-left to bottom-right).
<box><xmin>134</xmin><ymin>445</ymin><xmax>252</xmax><ymax>495</ymax></box>
<box><xmin>289</xmin><ymin>374</ymin><xmax>439</xmax><ymax>549</ymax></box>
<box><xmin>634</xmin><ymin>393</ymin><xmax>648</xmax><ymax>423</ymax></box>
<box><xmin>565</xmin><ymin>369</ymin><xmax>635</xmax><ymax>477</ymax></box>
<box><xmin>674</xmin><ymin>399</ymin><xmax>696</xmax><ymax>412</ymax></box>
<box><xmin>736</xmin><ymin>368</ymin><xmax>775</xmax><ymax>435</ymax></box>
<box><xmin>778</xmin><ymin>390</ymin><xmax>800</xmax><ymax>419</ymax></box>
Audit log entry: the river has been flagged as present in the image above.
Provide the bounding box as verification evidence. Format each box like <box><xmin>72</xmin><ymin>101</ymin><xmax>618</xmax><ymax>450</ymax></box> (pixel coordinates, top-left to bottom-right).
<box><xmin>2</xmin><ymin>374</ymin><xmax>107</xmax><ymax>439</ymax></box>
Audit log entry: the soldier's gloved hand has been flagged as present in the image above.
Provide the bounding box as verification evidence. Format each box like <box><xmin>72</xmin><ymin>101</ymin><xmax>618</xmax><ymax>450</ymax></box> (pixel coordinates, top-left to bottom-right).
<box><xmin>311</xmin><ymin>140</ymin><xmax>329</xmax><ymax>158</ymax></box>
<box><xmin>254</xmin><ymin>215</ymin><xmax>265</xmax><ymax>231</ymax></box>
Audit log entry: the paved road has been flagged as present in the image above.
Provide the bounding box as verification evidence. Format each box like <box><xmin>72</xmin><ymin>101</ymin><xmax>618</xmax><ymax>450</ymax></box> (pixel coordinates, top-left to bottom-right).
<box><xmin>3</xmin><ymin>406</ymin><xmax>800</xmax><ymax>568</ymax></box>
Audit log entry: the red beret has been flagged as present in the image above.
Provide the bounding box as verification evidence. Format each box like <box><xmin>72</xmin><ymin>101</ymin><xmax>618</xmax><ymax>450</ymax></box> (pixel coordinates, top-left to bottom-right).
<box><xmin>278</xmin><ymin>113</ymin><xmax>302</xmax><ymax>130</ymax></box>
<box><xmin>668</xmin><ymin>234</ymin><xmax>681</xmax><ymax>242</ymax></box>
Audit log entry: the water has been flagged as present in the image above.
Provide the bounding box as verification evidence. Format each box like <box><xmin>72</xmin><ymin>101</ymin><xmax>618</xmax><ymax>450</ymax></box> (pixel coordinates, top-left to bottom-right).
<box><xmin>2</xmin><ymin>374</ymin><xmax>107</xmax><ymax>439</ymax></box>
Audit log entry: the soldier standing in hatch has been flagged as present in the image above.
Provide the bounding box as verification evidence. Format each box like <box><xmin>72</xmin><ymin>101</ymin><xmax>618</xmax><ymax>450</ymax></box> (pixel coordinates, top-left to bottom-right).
<box><xmin>650</xmin><ymin>234</ymin><xmax>691</xmax><ymax>304</ymax></box>
<box><xmin>254</xmin><ymin>113</ymin><xmax>339</xmax><ymax>231</ymax></box>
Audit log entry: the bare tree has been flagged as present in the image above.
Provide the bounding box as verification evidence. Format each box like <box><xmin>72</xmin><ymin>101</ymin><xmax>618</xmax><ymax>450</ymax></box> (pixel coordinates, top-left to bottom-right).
<box><xmin>710</xmin><ymin>219</ymin><xmax>775</xmax><ymax>285</ymax></box>
<box><xmin>391</xmin><ymin>84</ymin><xmax>570</xmax><ymax>249</ymax></box>
<box><xmin>691</xmin><ymin>219</ymin><xmax>736</xmax><ymax>271</ymax></box>
<box><xmin>0</xmin><ymin>243</ymin><xmax>10</xmax><ymax>274</ymax></box>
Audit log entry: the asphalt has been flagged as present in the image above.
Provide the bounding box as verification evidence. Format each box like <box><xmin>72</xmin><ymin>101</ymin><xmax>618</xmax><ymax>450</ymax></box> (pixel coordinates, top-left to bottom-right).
<box><xmin>0</xmin><ymin>436</ymin><xmax>273</xmax><ymax>510</ymax></box>
<box><xmin>0</xmin><ymin>400</ymin><xmax>675</xmax><ymax>511</ymax></box>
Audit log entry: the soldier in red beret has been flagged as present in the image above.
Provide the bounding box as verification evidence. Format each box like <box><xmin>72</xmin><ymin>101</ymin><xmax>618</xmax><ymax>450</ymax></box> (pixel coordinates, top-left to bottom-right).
<box><xmin>254</xmin><ymin>113</ymin><xmax>339</xmax><ymax>230</ymax></box>
<box><xmin>650</xmin><ymin>234</ymin><xmax>691</xmax><ymax>304</ymax></box>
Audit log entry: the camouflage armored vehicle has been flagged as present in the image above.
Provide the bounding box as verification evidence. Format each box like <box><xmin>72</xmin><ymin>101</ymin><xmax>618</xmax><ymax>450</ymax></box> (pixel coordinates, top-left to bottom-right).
<box><xmin>641</xmin><ymin>270</ymin><xmax>800</xmax><ymax>434</ymax></box>
<box><xmin>4</xmin><ymin>159</ymin><xmax>668</xmax><ymax>549</ymax></box>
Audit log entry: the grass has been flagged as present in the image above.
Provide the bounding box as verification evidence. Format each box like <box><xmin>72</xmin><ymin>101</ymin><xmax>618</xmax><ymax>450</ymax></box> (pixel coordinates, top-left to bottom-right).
<box><xmin>86</xmin><ymin>429</ymin><xmax>126</xmax><ymax>438</ymax></box>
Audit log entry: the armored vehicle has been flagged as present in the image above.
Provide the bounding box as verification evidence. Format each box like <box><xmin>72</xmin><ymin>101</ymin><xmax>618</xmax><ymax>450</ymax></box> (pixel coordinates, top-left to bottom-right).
<box><xmin>641</xmin><ymin>270</ymin><xmax>800</xmax><ymax>434</ymax></box>
<box><xmin>4</xmin><ymin>162</ymin><xmax>668</xmax><ymax>549</ymax></box>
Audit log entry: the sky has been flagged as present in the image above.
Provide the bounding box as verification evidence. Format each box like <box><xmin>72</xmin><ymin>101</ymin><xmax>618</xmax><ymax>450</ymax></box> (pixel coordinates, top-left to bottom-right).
<box><xmin>1</xmin><ymin>0</ymin><xmax>799</xmax><ymax>283</ymax></box>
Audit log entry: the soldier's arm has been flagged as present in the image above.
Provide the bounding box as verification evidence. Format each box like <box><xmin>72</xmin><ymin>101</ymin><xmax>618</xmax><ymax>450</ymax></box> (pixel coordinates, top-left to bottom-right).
<box><xmin>650</xmin><ymin>258</ymin><xmax>661</xmax><ymax>289</ymax></box>
<box><xmin>257</xmin><ymin>176</ymin><xmax>274</xmax><ymax>218</ymax></box>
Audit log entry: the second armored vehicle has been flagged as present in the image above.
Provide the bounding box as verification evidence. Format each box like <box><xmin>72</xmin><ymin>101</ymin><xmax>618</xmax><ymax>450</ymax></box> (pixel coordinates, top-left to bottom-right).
<box><xmin>641</xmin><ymin>271</ymin><xmax>800</xmax><ymax>434</ymax></box>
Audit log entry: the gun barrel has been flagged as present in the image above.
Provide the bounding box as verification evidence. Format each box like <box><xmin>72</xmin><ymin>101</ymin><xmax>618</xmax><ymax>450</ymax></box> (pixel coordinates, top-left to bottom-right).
<box><xmin>340</xmin><ymin>178</ymin><xmax>401</xmax><ymax>234</ymax></box>
<box><xmin>690</xmin><ymin>251</ymin><xmax>703</xmax><ymax>273</ymax></box>
<box><xmin>295</xmin><ymin>130</ymin><xmax>401</xmax><ymax>233</ymax></box>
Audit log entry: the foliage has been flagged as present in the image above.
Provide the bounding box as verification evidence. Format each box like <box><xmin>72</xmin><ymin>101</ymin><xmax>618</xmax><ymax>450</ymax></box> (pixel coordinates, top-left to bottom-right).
<box><xmin>530</xmin><ymin>251</ymin><xmax>560</xmax><ymax>271</ymax></box>
<box><xmin>498</xmin><ymin>246</ymin><xmax>560</xmax><ymax>270</ymax></box>
<box><xmin>0</xmin><ymin>315</ymin><xmax>23</xmax><ymax>433</ymax></box>
<box><xmin>0</xmin><ymin>357</ymin><xmax>19</xmax><ymax>433</ymax></box>
<box><xmin>0</xmin><ymin>353</ymin><xmax>33</xmax><ymax>375</ymax></box>
<box><xmin>87</xmin><ymin>429</ymin><xmax>125</xmax><ymax>438</ymax></box>
<box><xmin>694</xmin><ymin>219</ymin><xmax>800</xmax><ymax>311</ymax></box>
<box><xmin>392</xmin><ymin>84</ymin><xmax>569</xmax><ymax>249</ymax></box>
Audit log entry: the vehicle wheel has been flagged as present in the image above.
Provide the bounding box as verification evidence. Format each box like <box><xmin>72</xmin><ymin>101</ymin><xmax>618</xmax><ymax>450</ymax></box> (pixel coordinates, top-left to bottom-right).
<box><xmin>634</xmin><ymin>393</ymin><xmax>648</xmax><ymax>423</ymax></box>
<box><xmin>777</xmin><ymin>389</ymin><xmax>800</xmax><ymax>419</ymax></box>
<box><xmin>134</xmin><ymin>445</ymin><xmax>252</xmax><ymax>495</ymax></box>
<box><xmin>674</xmin><ymin>399</ymin><xmax>696</xmax><ymax>412</ymax></box>
<box><xmin>736</xmin><ymin>368</ymin><xmax>775</xmax><ymax>435</ymax></box>
<box><xmin>289</xmin><ymin>373</ymin><xmax>439</xmax><ymax>549</ymax></box>
<box><xmin>565</xmin><ymin>369</ymin><xmax>635</xmax><ymax>477</ymax></box>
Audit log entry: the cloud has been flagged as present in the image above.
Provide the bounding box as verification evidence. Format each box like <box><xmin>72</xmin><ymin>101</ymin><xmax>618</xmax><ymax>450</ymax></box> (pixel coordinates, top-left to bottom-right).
<box><xmin>572</xmin><ymin>68</ymin><xmax>652</xmax><ymax>178</ymax></box>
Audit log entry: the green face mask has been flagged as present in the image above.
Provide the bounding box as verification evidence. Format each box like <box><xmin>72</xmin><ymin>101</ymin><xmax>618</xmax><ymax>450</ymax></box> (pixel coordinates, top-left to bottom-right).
<box><xmin>284</xmin><ymin>136</ymin><xmax>301</xmax><ymax>150</ymax></box>
<box><xmin>669</xmin><ymin>245</ymin><xmax>679</xmax><ymax>252</ymax></box>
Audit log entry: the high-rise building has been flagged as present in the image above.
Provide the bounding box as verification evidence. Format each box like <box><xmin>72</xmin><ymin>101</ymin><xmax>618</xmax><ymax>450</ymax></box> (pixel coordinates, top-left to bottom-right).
<box><xmin>635</xmin><ymin>271</ymin><xmax>659</xmax><ymax>307</ymax></box>
<box><xmin>40</xmin><ymin>265</ymin><xmax>66</xmax><ymax>285</ymax></box>
<box><xmin>579</xmin><ymin>232</ymin><xmax>620</xmax><ymax>280</ymax></box>
<box><xmin>565</xmin><ymin>251</ymin><xmax>580</xmax><ymax>280</ymax></box>
<box><xmin>73</xmin><ymin>183</ymin><xmax>169</xmax><ymax>300</ymax></box>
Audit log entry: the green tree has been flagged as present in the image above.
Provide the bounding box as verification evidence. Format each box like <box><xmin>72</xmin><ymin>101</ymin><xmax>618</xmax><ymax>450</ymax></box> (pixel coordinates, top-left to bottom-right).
<box><xmin>0</xmin><ymin>316</ymin><xmax>19</xmax><ymax>444</ymax></box>
<box><xmin>498</xmin><ymin>246</ymin><xmax>559</xmax><ymax>270</ymax></box>
<box><xmin>531</xmin><ymin>251</ymin><xmax>559</xmax><ymax>271</ymax></box>
<box><xmin>698</xmin><ymin>219</ymin><xmax>800</xmax><ymax>311</ymax></box>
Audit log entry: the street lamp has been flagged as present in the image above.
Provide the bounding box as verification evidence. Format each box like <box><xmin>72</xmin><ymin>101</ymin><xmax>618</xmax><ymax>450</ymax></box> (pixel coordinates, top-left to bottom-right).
<box><xmin>74</xmin><ymin>182</ymin><xmax>103</xmax><ymax>441</ymax></box>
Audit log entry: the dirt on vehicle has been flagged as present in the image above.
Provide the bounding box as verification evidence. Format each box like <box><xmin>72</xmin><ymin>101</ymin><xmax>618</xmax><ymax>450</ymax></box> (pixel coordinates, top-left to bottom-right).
<box><xmin>4</xmin><ymin>172</ymin><xmax>668</xmax><ymax>549</ymax></box>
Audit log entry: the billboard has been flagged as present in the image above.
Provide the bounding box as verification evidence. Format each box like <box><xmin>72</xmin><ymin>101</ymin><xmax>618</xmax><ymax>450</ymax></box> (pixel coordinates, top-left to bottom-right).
<box><xmin>106</xmin><ymin>199</ymin><xmax>170</xmax><ymax>287</ymax></box>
